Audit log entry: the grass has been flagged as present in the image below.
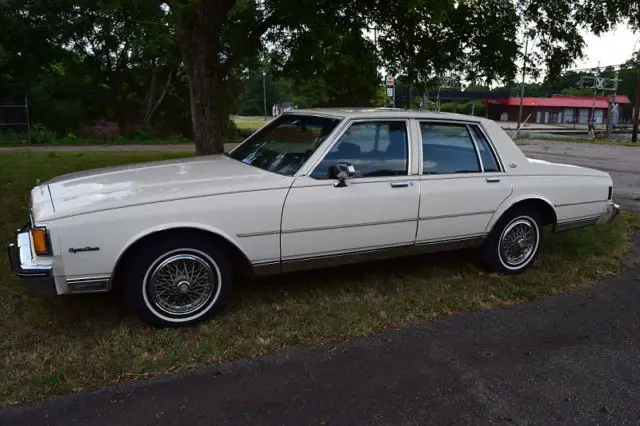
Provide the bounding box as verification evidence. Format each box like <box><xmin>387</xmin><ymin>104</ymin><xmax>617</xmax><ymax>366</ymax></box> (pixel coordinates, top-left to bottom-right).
<box><xmin>233</xmin><ymin>116</ymin><xmax>271</xmax><ymax>132</ymax></box>
<box><xmin>0</xmin><ymin>137</ymin><xmax>193</xmax><ymax>147</ymax></box>
<box><xmin>0</xmin><ymin>118</ymin><xmax>264</xmax><ymax>147</ymax></box>
<box><xmin>0</xmin><ymin>151</ymin><xmax>639</xmax><ymax>406</ymax></box>
<box><xmin>516</xmin><ymin>135</ymin><xmax>640</xmax><ymax>147</ymax></box>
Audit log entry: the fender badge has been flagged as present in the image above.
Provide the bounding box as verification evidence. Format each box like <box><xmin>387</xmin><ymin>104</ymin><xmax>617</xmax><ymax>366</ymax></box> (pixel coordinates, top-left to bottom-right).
<box><xmin>69</xmin><ymin>247</ymin><xmax>100</xmax><ymax>254</ymax></box>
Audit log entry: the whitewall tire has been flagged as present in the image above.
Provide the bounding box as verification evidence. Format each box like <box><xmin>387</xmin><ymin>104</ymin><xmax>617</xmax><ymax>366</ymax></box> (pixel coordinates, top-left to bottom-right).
<box><xmin>482</xmin><ymin>207</ymin><xmax>543</xmax><ymax>275</ymax></box>
<box><xmin>123</xmin><ymin>233</ymin><xmax>233</xmax><ymax>328</ymax></box>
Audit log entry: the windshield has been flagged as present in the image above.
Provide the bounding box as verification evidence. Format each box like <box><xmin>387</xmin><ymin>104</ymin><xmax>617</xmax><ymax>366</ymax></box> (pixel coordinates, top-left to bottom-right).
<box><xmin>228</xmin><ymin>114</ymin><xmax>341</xmax><ymax>176</ymax></box>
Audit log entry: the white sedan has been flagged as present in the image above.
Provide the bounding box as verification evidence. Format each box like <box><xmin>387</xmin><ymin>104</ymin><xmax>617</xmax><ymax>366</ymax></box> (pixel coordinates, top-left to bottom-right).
<box><xmin>8</xmin><ymin>109</ymin><xmax>619</xmax><ymax>327</ymax></box>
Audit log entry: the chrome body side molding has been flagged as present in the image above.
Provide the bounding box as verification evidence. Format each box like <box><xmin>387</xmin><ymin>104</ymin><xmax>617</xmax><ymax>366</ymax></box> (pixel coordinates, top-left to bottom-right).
<box><xmin>251</xmin><ymin>234</ymin><xmax>486</xmax><ymax>276</ymax></box>
<box><xmin>67</xmin><ymin>275</ymin><xmax>111</xmax><ymax>293</ymax></box>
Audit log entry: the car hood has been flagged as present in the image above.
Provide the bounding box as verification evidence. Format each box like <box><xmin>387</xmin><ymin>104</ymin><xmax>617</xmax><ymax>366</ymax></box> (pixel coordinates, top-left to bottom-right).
<box><xmin>36</xmin><ymin>155</ymin><xmax>291</xmax><ymax>220</ymax></box>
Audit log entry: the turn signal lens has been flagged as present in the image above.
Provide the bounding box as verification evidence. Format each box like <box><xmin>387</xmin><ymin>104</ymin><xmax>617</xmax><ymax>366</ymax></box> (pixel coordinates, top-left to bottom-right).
<box><xmin>31</xmin><ymin>228</ymin><xmax>50</xmax><ymax>255</ymax></box>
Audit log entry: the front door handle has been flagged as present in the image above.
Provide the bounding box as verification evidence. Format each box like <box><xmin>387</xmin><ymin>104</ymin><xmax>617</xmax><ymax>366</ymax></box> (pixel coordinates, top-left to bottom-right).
<box><xmin>391</xmin><ymin>181</ymin><xmax>410</xmax><ymax>188</ymax></box>
<box><xmin>486</xmin><ymin>177</ymin><xmax>501</xmax><ymax>183</ymax></box>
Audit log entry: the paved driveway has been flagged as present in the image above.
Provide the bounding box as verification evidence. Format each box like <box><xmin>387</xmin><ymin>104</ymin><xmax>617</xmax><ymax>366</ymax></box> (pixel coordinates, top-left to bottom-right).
<box><xmin>519</xmin><ymin>140</ymin><xmax>640</xmax><ymax>213</ymax></box>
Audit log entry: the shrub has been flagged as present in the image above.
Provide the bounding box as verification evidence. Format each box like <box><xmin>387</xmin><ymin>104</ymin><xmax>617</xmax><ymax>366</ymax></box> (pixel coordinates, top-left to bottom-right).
<box><xmin>30</xmin><ymin>123</ymin><xmax>57</xmax><ymax>144</ymax></box>
<box><xmin>439</xmin><ymin>103</ymin><xmax>455</xmax><ymax>113</ymax></box>
<box><xmin>127</xmin><ymin>128</ymin><xmax>158</xmax><ymax>141</ymax></box>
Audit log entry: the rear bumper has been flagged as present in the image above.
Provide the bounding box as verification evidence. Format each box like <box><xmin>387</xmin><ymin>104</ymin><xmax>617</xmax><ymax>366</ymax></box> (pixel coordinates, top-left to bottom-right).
<box><xmin>597</xmin><ymin>202</ymin><xmax>620</xmax><ymax>225</ymax></box>
<box><xmin>8</xmin><ymin>227</ymin><xmax>57</xmax><ymax>297</ymax></box>
<box><xmin>555</xmin><ymin>201</ymin><xmax>620</xmax><ymax>232</ymax></box>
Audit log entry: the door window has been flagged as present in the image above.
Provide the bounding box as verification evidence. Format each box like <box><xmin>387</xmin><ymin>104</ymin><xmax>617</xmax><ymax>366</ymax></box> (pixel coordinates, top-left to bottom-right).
<box><xmin>420</xmin><ymin>123</ymin><xmax>480</xmax><ymax>175</ymax></box>
<box><xmin>311</xmin><ymin>121</ymin><xmax>408</xmax><ymax>179</ymax></box>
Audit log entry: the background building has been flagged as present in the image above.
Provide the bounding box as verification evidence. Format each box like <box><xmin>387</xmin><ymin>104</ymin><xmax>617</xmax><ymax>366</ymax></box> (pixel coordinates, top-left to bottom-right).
<box><xmin>485</xmin><ymin>95</ymin><xmax>631</xmax><ymax>125</ymax></box>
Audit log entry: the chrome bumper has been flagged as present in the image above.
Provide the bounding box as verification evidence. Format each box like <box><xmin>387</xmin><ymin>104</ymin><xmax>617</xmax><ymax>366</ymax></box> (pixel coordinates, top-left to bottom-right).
<box><xmin>7</xmin><ymin>226</ymin><xmax>57</xmax><ymax>297</ymax></box>
<box><xmin>597</xmin><ymin>202</ymin><xmax>620</xmax><ymax>225</ymax></box>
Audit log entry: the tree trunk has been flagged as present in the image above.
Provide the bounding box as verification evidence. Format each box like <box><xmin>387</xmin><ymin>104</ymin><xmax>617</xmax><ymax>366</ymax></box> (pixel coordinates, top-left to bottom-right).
<box><xmin>143</xmin><ymin>68</ymin><xmax>174</xmax><ymax>128</ymax></box>
<box><xmin>142</xmin><ymin>69</ymin><xmax>158</xmax><ymax>126</ymax></box>
<box><xmin>184</xmin><ymin>58</ymin><xmax>229</xmax><ymax>155</ymax></box>
<box><xmin>174</xmin><ymin>2</ymin><xmax>232</xmax><ymax>156</ymax></box>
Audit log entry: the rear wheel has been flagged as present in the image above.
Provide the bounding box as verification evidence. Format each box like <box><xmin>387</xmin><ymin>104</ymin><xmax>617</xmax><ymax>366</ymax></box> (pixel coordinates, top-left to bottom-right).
<box><xmin>482</xmin><ymin>207</ymin><xmax>542</xmax><ymax>274</ymax></box>
<box><xmin>122</xmin><ymin>234</ymin><xmax>233</xmax><ymax>328</ymax></box>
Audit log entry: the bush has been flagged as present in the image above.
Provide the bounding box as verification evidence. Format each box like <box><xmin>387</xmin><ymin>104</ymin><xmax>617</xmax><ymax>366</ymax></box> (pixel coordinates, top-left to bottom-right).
<box><xmin>127</xmin><ymin>128</ymin><xmax>159</xmax><ymax>141</ymax></box>
<box><xmin>30</xmin><ymin>123</ymin><xmax>57</xmax><ymax>144</ymax></box>
<box><xmin>439</xmin><ymin>103</ymin><xmax>455</xmax><ymax>113</ymax></box>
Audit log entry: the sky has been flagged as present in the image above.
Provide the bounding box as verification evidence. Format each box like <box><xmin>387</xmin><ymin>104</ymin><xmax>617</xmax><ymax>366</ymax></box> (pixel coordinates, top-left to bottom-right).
<box><xmin>572</xmin><ymin>25</ymin><xmax>638</xmax><ymax>70</ymax></box>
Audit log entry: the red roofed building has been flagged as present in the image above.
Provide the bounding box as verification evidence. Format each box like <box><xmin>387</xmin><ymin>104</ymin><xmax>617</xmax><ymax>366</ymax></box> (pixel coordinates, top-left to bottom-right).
<box><xmin>485</xmin><ymin>95</ymin><xmax>631</xmax><ymax>125</ymax></box>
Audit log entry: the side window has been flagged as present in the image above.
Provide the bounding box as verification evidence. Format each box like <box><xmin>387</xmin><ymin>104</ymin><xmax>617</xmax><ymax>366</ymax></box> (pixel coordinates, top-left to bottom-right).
<box><xmin>470</xmin><ymin>126</ymin><xmax>501</xmax><ymax>172</ymax></box>
<box><xmin>420</xmin><ymin>123</ymin><xmax>480</xmax><ymax>175</ymax></box>
<box><xmin>310</xmin><ymin>121</ymin><xmax>408</xmax><ymax>179</ymax></box>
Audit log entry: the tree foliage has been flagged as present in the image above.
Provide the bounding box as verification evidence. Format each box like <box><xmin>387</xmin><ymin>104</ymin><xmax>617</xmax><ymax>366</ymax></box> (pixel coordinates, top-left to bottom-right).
<box><xmin>1</xmin><ymin>0</ymin><xmax>639</xmax><ymax>153</ymax></box>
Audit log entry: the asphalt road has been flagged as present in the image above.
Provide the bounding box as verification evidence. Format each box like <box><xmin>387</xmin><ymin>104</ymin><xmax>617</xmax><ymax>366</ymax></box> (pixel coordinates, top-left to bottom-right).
<box><xmin>1</xmin><ymin>233</ymin><xmax>639</xmax><ymax>425</ymax></box>
<box><xmin>519</xmin><ymin>140</ymin><xmax>640</xmax><ymax>213</ymax></box>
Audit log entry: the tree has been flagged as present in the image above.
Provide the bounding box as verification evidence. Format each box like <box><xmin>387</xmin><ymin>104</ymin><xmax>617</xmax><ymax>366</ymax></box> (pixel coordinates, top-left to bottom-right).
<box><xmin>170</xmin><ymin>0</ymin><xmax>640</xmax><ymax>155</ymax></box>
<box><xmin>271</xmin><ymin>26</ymin><xmax>380</xmax><ymax>107</ymax></box>
<box><xmin>4</xmin><ymin>0</ymin><xmax>640</xmax><ymax>151</ymax></box>
<box><xmin>0</xmin><ymin>0</ymin><xmax>187</xmax><ymax>135</ymax></box>
<box><xmin>560</xmin><ymin>87</ymin><xmax>595</xmax><ymax>96</ymax></box>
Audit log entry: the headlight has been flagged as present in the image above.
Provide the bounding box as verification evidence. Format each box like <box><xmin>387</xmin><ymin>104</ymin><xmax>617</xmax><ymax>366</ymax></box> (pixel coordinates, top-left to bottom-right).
<box><xmin>31</xmin><ymin>227</ymin><xmax>52</xmax><ymax>256</ymax></box>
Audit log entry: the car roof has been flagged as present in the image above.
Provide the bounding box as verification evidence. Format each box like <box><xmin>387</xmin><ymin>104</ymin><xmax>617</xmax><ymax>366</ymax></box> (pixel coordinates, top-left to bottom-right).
<box><xmin>284</xmin><ymin>107</ymin><xmax>484</xmax><ymax>123</ymax></box>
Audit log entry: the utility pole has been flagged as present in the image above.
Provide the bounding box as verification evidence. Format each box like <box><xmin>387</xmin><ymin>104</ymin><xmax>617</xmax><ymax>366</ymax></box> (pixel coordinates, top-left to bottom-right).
<box><xmin>633</xmin><ymin>69</ymin><xmax>640</xmax><ymax>143</ymax></box>
<box><xmin>24</xmin><ymin>96</ymin><xmax>31</xmax><ymax>144</ymax></box>
<box><xmin>606</xmin><ymin>70</ymin><xmax>619</xmax><ymax>137</ymax></box>
<box><xmin>262</xmin><ymin>71</ymin><xmax>267</xmax><ymax>121</ymax></box>
<box><xmin>517</xmin><ymin>36</ymin><xmax>530</xmax><ymax>132</ymax></box>
<box><xmin>590</xmin><ymin>63</ymin><xmax>599</xmax><ymax>131</ymax></box>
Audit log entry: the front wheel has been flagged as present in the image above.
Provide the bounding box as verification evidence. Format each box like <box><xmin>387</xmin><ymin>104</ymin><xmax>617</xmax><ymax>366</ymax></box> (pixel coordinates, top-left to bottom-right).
<box><xmin>123</xmin><ymin>234</ymin><xmax>233</xmax><ymax>328</ymax></box>
<box><xmin>482</xmin><ymin>208</ymin><xmax>542</xmax><ymax>274</ymax></box>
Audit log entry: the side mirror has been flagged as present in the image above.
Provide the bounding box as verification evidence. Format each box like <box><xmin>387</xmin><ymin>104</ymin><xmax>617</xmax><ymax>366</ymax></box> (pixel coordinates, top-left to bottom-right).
<box><xmin>330</xmin><ymin>162</ymin><xmax>356</xmax><ymax>187</ymax></box>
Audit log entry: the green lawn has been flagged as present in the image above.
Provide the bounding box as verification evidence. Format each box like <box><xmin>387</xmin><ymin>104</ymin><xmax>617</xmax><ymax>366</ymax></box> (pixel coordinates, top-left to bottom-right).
<box><xmin>0</xmin><ymin>138</ymin><xmax>193</xmax><ymax>147</ymax></box>
<box><xmin>233</xmin><ymin>116</ymin><xmax>271</xmax><ymax>132</ymax></box>
<box><xmin>0</xmin><ymin>151</ymin><xmax>638</xmax><ymax>406</ymax></box>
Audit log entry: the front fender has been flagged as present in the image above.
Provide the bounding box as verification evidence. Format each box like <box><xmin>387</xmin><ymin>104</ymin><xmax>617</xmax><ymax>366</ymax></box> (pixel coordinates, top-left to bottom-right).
<box><xmin>111</xmin><ymin>221</ymin><xmax>253</xmax><ymax>276</ymax></box>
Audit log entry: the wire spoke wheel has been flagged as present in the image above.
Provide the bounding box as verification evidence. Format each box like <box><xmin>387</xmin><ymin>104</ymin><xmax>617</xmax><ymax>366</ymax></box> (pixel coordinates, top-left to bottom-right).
<box><xmin>147</xmin><ymin>253</ymin><xmax>218</xmax><ymax>317</ymax></box>
<box><xmin>498</xmin><ymin>217</ymin><xmax>539</xmax><ymax>268</ymax></box>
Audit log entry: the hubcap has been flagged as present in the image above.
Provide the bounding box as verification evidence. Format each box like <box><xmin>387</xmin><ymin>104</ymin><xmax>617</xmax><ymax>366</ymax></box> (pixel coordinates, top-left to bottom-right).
<box><xmin>147</xmin><ymin>253</ymin><xmax>217</xmax><ymax>316</ymax></box>
<box><xmin>499</xmin><ymin>218</ymin><xmax>538</xmax><ymax>268</ymax></box>
<box><xmin>177</xmin><ymin>280</ymin><xmax>191</xmax><ymax>294</ymax></box>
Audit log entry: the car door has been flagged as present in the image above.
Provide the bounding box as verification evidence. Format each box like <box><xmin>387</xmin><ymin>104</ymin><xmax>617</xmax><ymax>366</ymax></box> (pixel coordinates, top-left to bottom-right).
<box><xmin>416</xmin><ymin>121</ymin><xmax>512</xmax><ymax>245</ymax></box>
<box><xmin>281</xmin><ymin>119</ymin><xmax>420</xmax><ymax>265</ymax></box>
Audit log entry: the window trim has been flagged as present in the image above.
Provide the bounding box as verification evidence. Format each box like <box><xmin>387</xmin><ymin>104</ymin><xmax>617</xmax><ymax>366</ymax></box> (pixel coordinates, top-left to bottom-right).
<box><xmin>471</xmin><ymin>124</ymin><xmax>505</xmax><ymax>173</ymax></box>
<box><xmin>466</xmin><ymin>124</ymin><xmax>485</xmax><ymax>173</ymax></box>
<box><xmin>304</xmin><ymin>118</ymin><xmax>413</xmax><ymax>180</ymax></box>
<box><xmin>418</xmin><ymin>120</ymin><xmax>483</xmax><ymax>176</ymax></box>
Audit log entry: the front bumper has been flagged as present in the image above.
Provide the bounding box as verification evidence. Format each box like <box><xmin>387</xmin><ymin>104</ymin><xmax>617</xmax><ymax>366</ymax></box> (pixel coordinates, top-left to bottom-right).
<box><xmin>7</xmin><ymin>226</ymin><xmax>57</xmax><ymax>297</ymax></box>
<box><xmin>597</xmin><ymin>202</ymin><xmax>620</xmax><ymax>225</ymax></box>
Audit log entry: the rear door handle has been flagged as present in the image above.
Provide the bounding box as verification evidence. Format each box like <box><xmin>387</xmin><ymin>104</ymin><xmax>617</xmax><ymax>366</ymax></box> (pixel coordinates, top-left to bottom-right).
<box><xmin>391</xmin><ymin>181</ymin><xmax>410</xmax><ymax>188</ymax></box>
<box><xmin>486</xmin><ymin>177</ymin><xmax>501</xmax><ymax>183</ymax></box>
